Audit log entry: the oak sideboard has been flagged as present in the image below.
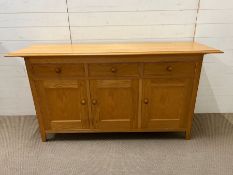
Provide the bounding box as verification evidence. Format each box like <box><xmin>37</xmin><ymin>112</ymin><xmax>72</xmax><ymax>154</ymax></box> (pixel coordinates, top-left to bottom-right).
<box><xmin>7</xmin><ymin>42</ymin><xmax>222</xmax><ymax>141</ymax></box>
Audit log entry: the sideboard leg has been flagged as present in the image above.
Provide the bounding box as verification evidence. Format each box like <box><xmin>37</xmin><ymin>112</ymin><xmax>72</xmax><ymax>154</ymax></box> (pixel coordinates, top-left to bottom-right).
<box><xmin>40</xmin><ymin>132</ymin><xmax>47</xmax><ymax>142</ymax></box>
<box><xmin>185</xmin><ymin>130</ymin><xmax>191</xmax><ymax>140</ymax></box>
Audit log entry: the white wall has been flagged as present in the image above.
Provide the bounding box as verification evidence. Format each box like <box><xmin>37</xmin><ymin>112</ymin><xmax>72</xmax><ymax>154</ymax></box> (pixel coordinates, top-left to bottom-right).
<box><xmin>195</xmin><ymin>0</ymin><xmax>233</xmax><ymax>112</ymax></box>
<box><xmin>0</xmin><ymin>0</ymin><xmax>70</xmax><ymax>115</ymax></box>
<box><xmin>0</xmin><ymin>0</ymin><xmax>232</xmax><ymax>115</ymax></box>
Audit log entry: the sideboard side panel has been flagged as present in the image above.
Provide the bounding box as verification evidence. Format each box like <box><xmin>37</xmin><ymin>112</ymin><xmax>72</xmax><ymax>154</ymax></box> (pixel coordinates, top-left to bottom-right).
<box><xmin>185</xmin><ymin>55</ymin><xmax>204</xmax><ymax>139</ymax></box>
<box><xmin>24</xmin><ymin>58</ymin><xmax>47</xmax><ymax>142</ymax></box>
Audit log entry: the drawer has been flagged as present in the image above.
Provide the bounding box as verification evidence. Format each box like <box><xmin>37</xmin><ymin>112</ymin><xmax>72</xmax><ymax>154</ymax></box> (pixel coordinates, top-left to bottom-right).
<box><xmin>31</xmin><ymin>64</ymin><xmax>85</xmax><ymax>77</ymax></box>
<box><xmin>143</xmin><ymin>62</ymin><xmax>196</xmax><ymax>77</ymax></box>
<box><xmin>88</xmin><ymin>63</ymin><xmax>139</xmax><ymax>77</ymax></box>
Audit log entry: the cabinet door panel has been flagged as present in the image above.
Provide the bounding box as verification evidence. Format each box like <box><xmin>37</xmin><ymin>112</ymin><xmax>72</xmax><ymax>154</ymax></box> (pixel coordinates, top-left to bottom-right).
<box><xmin>142</xmin><ymin>78</ymin><xmax>193</xmax><ymax>129</ymax></box>
<box><xmin>35</xmin><ymin>80</ymin><xmax>89</xmax><ymax>131</ymax></box>
<box><xmin>90</xmin><ymin>80</ymin><xmax>138</xmax><ymax>130</ymax></box>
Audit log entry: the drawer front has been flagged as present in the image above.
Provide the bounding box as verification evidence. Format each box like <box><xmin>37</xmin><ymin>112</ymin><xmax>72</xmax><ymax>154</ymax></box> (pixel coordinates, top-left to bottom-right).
<box><xmin>88</xmin><ymin>63</ymin><xmax>139</xmax><ymax>77</ymax></box>
<box><xmin>31</xmin><ymin>64</ymin><xmax>85</xmax><ymax>77</ymax></box>
<box><xmin>143</xmin><ymin>62</ymin><xmax>196</xmax><ymax>77</ymax></box>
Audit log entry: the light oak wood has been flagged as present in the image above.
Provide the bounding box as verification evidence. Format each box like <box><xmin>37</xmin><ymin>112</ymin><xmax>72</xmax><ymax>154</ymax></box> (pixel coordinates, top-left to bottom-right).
<box><xmin>90</xmin><ymin>79</ymin><xmax>138</xmax><ymax>130</ymax></box>
<box><xmin>142</xmin><ymin>78</ymin><xmax>193</xmax><ymax>129</ymax></box>
<box><xmin>26</xmin><ymin>54</ymin><xmax>211</xmax><ymax>64</ymax></box>
<box><xmin>31</xmin><ymin>63</ymin><xmax>85</xmax><ymax>78</ymax></box>
<box><xmin>35</xmin><ymin>80</ymin><xmax>89</xmax><ymax>131</ymax></box>
<box><xmin>24</xmin><ymin>59</ymin><xmax>47</xmax><ymax>142</ymax></box>
<box><xmin>143</xmin><ymin>62</ymin><xmax>196</xmax><ymax>77</ymax></box>
<box><xmin>7</xmin><ymin>42</ymin><xmax>222</xmax><ymax>57</ymax></box>
<box><xmin>185</xmin><ymin>59</ymin><xmax>203</xmax><ymax>140</ymax></box>
<box><xmin>6</xmin><ymin>42</ymin><xmax>222</xmax><ymax>141</ymax></box>
<box><xmin>88</xmin><ymin>63</ymin><xmax>139</xmax><ymax>77</ymax></box>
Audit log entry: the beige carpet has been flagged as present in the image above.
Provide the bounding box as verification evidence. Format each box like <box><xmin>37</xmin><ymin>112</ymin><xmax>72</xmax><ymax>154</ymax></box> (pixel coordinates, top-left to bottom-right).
<box><xmin>0</xmin><ymin>114</ymin><xmax>233</xmax><ymax>175</ymax></box>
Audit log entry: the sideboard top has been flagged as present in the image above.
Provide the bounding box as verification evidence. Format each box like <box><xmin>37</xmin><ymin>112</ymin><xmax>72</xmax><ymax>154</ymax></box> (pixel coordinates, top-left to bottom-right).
<box><xmin>7</xmin><ymin>42</ymin><xmax>222</xmax><ymax>57</ymax></box>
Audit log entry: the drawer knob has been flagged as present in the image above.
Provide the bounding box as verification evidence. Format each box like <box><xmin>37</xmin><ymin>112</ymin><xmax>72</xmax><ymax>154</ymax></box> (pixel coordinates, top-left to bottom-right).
<box><xmin>91</xmin><ymin>99</ymin><xmax>97</xmax><ymax>105</ymax></box>
<box><xmin>166</xmin><ymin>66</ymin><xmax>173</xmax><ymax>72</ymax></box>
<box><xmin>144</xmin><ymin>98</ymin><xmax>149</xmax><ymax>104</ymax></box>
<box><xmin>111</xmin><ymin>67</ymin><xmax>117</xmax><ymax>73</ymax></box>
<box><xmin>80</xmin><ymin>99</ymin><xmax>86</xmax><ymax>105</ymax></box>
<box><xmin>55</xmin><ymin>67</ymin><xmax>62</xmax><ymax>73</ymax></box>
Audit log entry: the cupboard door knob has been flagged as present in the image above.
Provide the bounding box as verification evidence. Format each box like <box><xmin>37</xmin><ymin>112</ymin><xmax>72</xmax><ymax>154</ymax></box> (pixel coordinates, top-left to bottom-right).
<box><xmin>91</xmin><ymin>99</ymin><xmax>97</xmax><ymax>105</ymax></box>
<box><xmin>166</xmin><ymin>66</ymin><xmax>173</xmax><ymax>72</ymax></box>
<box><xmin>111</xmin><ymin>67</ymin><xmax>117</xmax><ymax>73</ymax></box>
<box><xmin>55</xmin><ymin>67</ymin><xmax>62</xmax><ymax>73</ymax></box>
<box><xmin>144</xmin><ymin>98</ymin><xmax>149</xmax><ymax>104</ymax></box>
<box><xmin>80</xmin><ymin>99</ymin><xmax>86</xmax><ymax>105</ymax></box>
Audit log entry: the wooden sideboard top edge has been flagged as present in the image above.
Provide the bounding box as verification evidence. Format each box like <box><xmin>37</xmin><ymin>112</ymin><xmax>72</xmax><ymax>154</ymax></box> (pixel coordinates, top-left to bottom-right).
<box><xmin>6</xmin><ymin>42</ymin><xmax>223</xmax><ymax>57</ymax></box>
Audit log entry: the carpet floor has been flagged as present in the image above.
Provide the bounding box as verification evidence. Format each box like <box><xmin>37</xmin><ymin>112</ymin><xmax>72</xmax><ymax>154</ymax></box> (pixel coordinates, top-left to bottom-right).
<box><xmin>0</xmin><ymin>114</ymin><xmax>233</xmax><ymax>175</ymax></box>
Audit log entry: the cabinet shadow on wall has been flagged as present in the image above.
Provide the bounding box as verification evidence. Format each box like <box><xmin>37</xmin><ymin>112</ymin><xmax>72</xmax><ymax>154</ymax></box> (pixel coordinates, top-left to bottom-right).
<box><xmin>195</xmin><ymin>60</ymin><xmax>220</xmax><ymax>113</ymax></box>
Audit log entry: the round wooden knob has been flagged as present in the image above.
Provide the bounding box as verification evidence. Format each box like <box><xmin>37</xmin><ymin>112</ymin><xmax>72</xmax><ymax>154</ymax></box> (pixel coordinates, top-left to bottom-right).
<box><xmin>111</xmin><ymin>67</ymin><xmax>117</xmax><ymax>73</ymax></box>
<box><xmin>80</xmin><ymin>99</ymin><xmax>86</xmax><ymax>105</ymax></box>
<box><xmin>91</xmin><ymin>99</ymin><xmax>97</xmax><ymax>105</ymax></box>
<box><xmin>166</xmin><ymin>66</ymin><xmax>173</xmax><ymax>72</ymax></box>
<box><xmin>55</xmin><ymin>67</ymin><xmax>62</xmax><ymax>73</ymax></box>
<box><xmin>144</xmin><ymin>98</ymin><xmax>149</xmax><ymax>104</ymax></box>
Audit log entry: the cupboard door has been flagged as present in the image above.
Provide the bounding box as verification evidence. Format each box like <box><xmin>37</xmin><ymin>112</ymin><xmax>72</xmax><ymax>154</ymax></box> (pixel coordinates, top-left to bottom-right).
<box><xmin>35</xmin><ymin>80</ymin><xmax>89</xmax><ymax>131</ymax></box>
<box><xmin>90</xmin><ymin>80</ymin><xmax>138</xmax><ymax>130</ymax></box>
<box><xmin>142</xmin><ymin>78</ymin><xmax>193</xmax><ymax>129</ymax></box>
